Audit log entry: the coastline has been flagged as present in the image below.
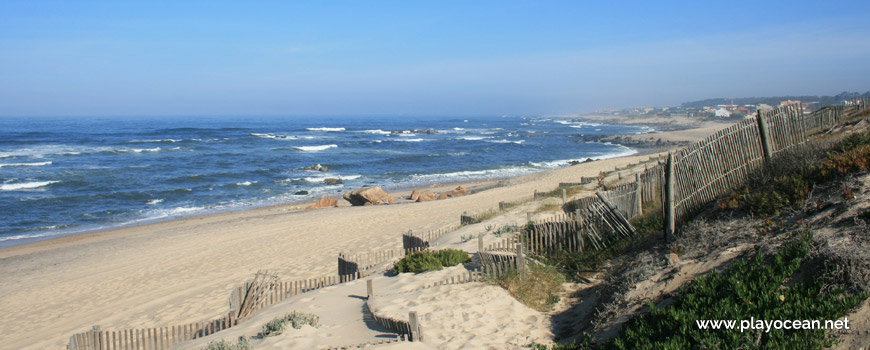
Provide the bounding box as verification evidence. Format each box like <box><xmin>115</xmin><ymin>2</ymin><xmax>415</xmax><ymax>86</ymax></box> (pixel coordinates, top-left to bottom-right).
<box><xmin>0</xmin><ymin>117</ymin><xmax>734</xmax><ymax>350</ymax></box>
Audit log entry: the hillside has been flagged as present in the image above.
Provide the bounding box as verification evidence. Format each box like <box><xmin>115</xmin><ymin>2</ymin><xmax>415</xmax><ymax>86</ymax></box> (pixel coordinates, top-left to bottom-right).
<box><xmin>680</xmin><ymin>92</ymin><xmax>870</xmax><ymax>110</ymax></box>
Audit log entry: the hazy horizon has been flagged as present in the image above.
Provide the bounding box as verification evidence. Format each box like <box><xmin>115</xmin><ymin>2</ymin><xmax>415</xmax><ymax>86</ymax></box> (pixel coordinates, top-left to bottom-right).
<box><xmin>2</xmin><ymin>1</ymin><xmax>869</xmax><ymax>117</ymax></box>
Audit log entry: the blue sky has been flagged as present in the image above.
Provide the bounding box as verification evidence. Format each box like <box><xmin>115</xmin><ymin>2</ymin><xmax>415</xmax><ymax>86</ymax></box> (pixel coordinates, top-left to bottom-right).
<box><xmin>1</xmin><ymin>1</ymin><xmax>869</xmax><ymax>117</ymax></box>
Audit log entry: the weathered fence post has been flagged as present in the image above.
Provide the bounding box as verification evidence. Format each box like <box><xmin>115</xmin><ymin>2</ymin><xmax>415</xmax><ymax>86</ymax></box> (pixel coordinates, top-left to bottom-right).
<box><xmin>527</xmin><ymin>212</ymin><xmax>532</xmax><ymax>222</ymax></box>
<box><xmin>91</xmin><ymin>326</ymin><xmax>101</xmax><ymax>350</ymax></box>
<box><xmin>409</xmin><ymin>311</ymin><xmax>420</xmax><ymax>342</ymax></box>
<box><xmin>499</xmin><ymin>201</ymin><xmax>505</xmax><ymax>210</ymax></box>
<box><xmin>366</xmin><ymin>280</ymin><xmax>373</xmax><ymax>299</ymax></box>
<box><xmin>562</xmin><ymin>188</ymin><xmax>567</xmax><ymax>204</ymax></box>
<box><xmin>477</xmin><ymin>235</ymin><xmax>484</xmax><ymax>252</ymax></box>
<box><xmin>756</xmin><ymin>110</ymin><xmax>774</xmax><ymax>161</ymax></box>
<box><xmin>516</xmin><ymin>243</ymin><xmax>526</xmax><ymax>277</ymax></box>
<box><xmin>634</xmin><ymin>173</ymin><xmax>643</xmax><ymax>217</ymax></box>
<box><xmin>665</xmin><ymin>152</ymin><xmax>676</xmax><ymax>241</ymax></box>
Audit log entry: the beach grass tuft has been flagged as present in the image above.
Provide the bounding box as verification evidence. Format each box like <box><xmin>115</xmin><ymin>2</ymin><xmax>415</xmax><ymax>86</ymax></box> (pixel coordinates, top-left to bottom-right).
<box><xmin>260</xmin><ymin>311</ymin><xmax>319</xmax><ymax>337</ymax></box>
<box><xmin>393</xmin><ymin>249</ymin><xmax>470</xmax><ymax>274</ymax></box>
<box><xmin>203</xmin><ymin>337</ymin><xmax>251</xmax><ymax>350</ymax></box>
<box><xmin>487</xmin><ymin>262</ymin><xmax>566</xmax><ymax>312</ymax></box>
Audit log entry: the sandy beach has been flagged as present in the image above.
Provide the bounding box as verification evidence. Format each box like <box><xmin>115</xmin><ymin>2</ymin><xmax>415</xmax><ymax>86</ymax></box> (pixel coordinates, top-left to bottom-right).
<box><xmin>0</xmin><ymin>117</ymin><xmax>732</xmax><ymax>350</ymax></box>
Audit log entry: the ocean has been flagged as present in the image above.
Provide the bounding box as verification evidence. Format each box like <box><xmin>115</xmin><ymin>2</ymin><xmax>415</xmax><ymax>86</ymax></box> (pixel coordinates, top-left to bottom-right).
<box><xmin>0</xmin><ymin>115</ymin><xmax>651</xmax><ymax>247</ymax></box>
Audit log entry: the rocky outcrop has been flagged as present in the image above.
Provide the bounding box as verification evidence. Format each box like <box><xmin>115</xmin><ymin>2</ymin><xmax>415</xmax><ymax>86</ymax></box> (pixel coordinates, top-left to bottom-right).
<box><xmin>433</xmin><ymin>186</ymin><xmax>469</xmax><ymax>200</ymax></box>
<box><xmin>324</xmin><ymin>178</ymin><xmax>343</xmax><ymax>185</ymax></box>
<box><xmin>446</xmin><ymin>185</ymin><xmax>468</xmax><ymax>198</ymax></box>
<box><xmin>343</xmin><ymin>187</ymin><xmax>395</xmax><ymax>206</ymax></box>
<box><xmin>303</xmin><ymin>164</ymin><xmax>329</xmax><ymax>172</ymax></box>
<box><xmin>410</xmin><ymin>189</ymin><xmax>436</xmax><ymax>202</ymax></box>
<box><xmin>305</xmin><ymin>196</ymin><xmax>339</xmax><ymax>210</ymax></box>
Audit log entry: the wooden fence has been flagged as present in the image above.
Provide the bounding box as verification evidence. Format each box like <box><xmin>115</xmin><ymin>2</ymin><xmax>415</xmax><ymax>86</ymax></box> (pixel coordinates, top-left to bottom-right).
<box><xmin>667</xmin><ymin>116</ymin><xmax>767</xmax><ymax>226</ymax></box>
<box><xmin>523</xmin><ymin>195</ymin><xmax>636</xmax><ymax>255</ymax></box>
<box><xmin>364</xmin><ymin>304</ymin><xmax>424</xmax><ymax>342</ymax></box>
<box><xmin>580</xmin><ymin>176</ymin><xmax>599</xmax><ymax>184</ymax></box>
<box><xmin>401</xmin><ymin>225</ymin><xmax>460</xmax><ymax>250</ymax></box>
<box><xmin>479</xmin><ymin>250</ymin><xmax>522</xmax><ymax>275</ymax></box>
<box><xmin>338</xmin><ymin>247</ymin><xmax>427</xmax><ymax>276</ymax></box>
<box><xmin>664</xmin><ymin>101</ymin><xmax>867</xmax><ymax>236</ymax></box>
<box><xmin>640</xmin><ymin>163</ymin><xmax>664</xmax><ymax>204</ymax></box>
<box><xmin>600</xmin><ymin>181</ymin><xmax>641</xmax><ymax>219</ymax></box>
<box><xmin>68</xmin><ymin>272</ymin><xmax>366</xmax><ymax>350</ymax></box>
<box><xmin>68</xmin><ymin>321</ymin><xmax>238</xmax><ymax>350</ymax></box>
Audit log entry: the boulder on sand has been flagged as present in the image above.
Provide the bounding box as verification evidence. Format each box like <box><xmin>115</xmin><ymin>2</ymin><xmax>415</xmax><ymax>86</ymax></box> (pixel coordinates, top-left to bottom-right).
<box><xmin>446</xmin><ymin>185</ymin><xmax>468</xmax><ymax>198</ymax></box>
<box><xmin>410</xmin><ymin>189</ymin><xmax>436</xmax><ymax>202</ymax></box>
<box><xmin>435</xmin><ymin>185</ymin><xmax>468</xmax><ymax>200</ymax></box>
<box><xmin>343</xmin><ymin>187</ymin><xmax>395</xmax><ymax>206</ymax></box>
<box><xmin>305</xmin><ymin>196</ymin><xmax>339</xmax><ymax>210</ymax></box>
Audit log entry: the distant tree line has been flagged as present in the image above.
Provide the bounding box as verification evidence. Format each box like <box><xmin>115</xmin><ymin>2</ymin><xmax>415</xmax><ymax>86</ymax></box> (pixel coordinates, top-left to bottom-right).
<box><xmin>680</xmin><ymin>91</ymin><xmax>870</xmax><ymax>111</ymax></box>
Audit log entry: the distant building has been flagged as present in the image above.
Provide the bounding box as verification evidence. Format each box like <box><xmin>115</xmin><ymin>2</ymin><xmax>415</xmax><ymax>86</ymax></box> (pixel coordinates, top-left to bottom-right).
<box><xmin>780</xmin><ymin>100</ymin><xmax>802</xmax><ymax>107</ymax></box>
<box><xmin>670</xmin><ymin>113</ymin><xmax>688</xmax><ymax>118</ymax></box>
<box><xmin>715</xmin><ymin>108</ymin><xmax>731</xmax><ymax>118</ymax></box>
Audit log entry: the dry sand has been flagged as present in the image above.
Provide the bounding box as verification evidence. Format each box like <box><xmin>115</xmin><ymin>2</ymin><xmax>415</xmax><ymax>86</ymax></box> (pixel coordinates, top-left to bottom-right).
<box><xmin>0</xmin><ymin>117</ymin><xmax>730</xmax><ymax>350</ymax></box>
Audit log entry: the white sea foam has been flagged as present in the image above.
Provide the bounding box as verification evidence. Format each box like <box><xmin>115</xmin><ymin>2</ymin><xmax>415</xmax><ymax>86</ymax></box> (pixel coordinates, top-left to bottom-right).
<box><xmin>568</xmin><ymin>122</ymin><xmax>603</xmax><ymax>128</ymax></box>
<box><xmin>129</xmin><ymin>139</ymin><xmax>179</xmax><ymax>143</ymax></box>
<box><xmin>456</xmin><ymin>136</ymin><xmax>490</xmax><ymax>141</ymax></box>
<box><xmin>0</xmin><ymin>161</ymin><xmax>52</xmax><ymax>168</ymax></box>
<box><xmin>398</xmin><ymin>133</ymin><xmax>417</xmax><ymax>137</ymax></box>
<box><xmin>390</xmin><ymin>138</ymin><xmax>424</xmax><ymax>142</ymax></box>
<box><xmin>408</xmin><ymin>145</ymin><xmax>637</xmax><ymax>184</ymax></box>
<box><xmin>235</xmin><ymin>181</ymin><xmax>257</xmax><ymax>186</ymax></box>
<box><xmin>487</xmin><ymin>139</ymin><xmax>525</xmax><ymax>144</ymax></box>
<box><xmin>0</xmin><ymin>181</ymin><xmax>60</xmax><ymax>191</ymax></box>
<box><xmin>361</xmin><ymin>129</ymin><xmax>391</xmax><ymax>135</ymax></box>
<box><xmin>146</xmin><ymin>199</ymin><xmax>164</xmax><ymax>205</ymax></box>
<box><xmin>109</xmin><ymin>147</ymin><xmax>162</xmax><ymax>154</ymax></box>
<box><xmin>128</xmin><ymin>147</ymin><xmax>161</xmax><ymax>153</ymax></box>
<box><xmin>149</xmin><ymin>206</ymin><xmax>207</xmax><ymax>218</ymax></box>
<box><xmin>306</xmin><ymin>127</ymin><xmax>345</xmax><ymax>132</ymax></box>
<box><xmin>528</xmin><ymin>146</ymin><xmax>638</xmax><ymax>168</ymax></box>
<box><xmin>253</xmin><ymin>133</ymin><xmax>319</xmax><ymax>140</ymax></box>
<box><xmin>0</xmin><ymin>231</ymin><xmax>66</xmax><ymax>242</ymax></box>
<box><xmin>454</xmin><ymin>127</ymin><xmax>465</xmax><ymax>130</ymax></box>
<box><xmin>301</xmin><ymin>174</ymin><xmax>361</xmax><ymax>183</ymax></box>
<box><xmin>0</xmin><ymin>145</ymin><xmax>112</xmax><ymax>159</ymax></box>
<box><xmin>409</xmin><ymin>167</ymin><xmax>532</xmax><ymax>182</ymax></box>
<box><xmin>293</xmin><ymin>144</ymin><xmax>338</xmax><ymax>152</ymax></box>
